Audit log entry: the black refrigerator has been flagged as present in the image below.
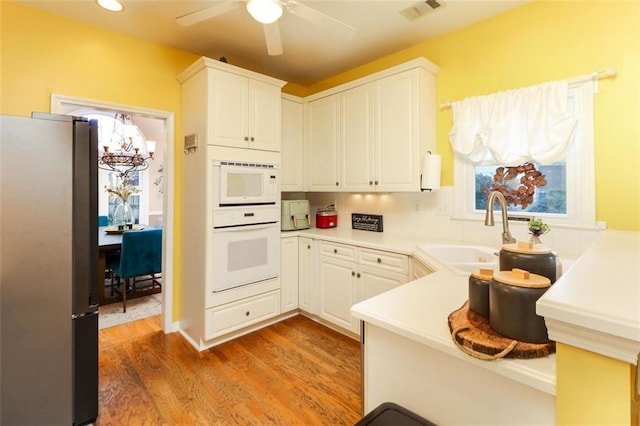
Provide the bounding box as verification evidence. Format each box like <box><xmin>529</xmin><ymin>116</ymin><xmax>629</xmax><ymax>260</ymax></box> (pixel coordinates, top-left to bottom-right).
<box><xmin>0</xmin><ymin>113</ymin><xmax>99</xmax><ymax>425</ymax></box>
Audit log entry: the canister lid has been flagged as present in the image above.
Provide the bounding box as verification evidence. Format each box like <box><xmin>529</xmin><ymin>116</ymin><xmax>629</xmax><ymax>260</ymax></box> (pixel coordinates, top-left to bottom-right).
<box><xmin>317</xmin><ymin>204</ymin><xmax>336</xmax><ymax>214</ymax></box>
<box><xmin>502</xmin><ymin>240</ymin><xmax>552</xmax><ymax>255</ymax></box>
<box><xmin>471</xmin><ymin>268</ymin><xmax>494</xmax><ymax>280</ymax></box>
<box><xmin>493</xmin><ymin>268</ymin><xmax>551</xmax><ymax>288</ymax></box>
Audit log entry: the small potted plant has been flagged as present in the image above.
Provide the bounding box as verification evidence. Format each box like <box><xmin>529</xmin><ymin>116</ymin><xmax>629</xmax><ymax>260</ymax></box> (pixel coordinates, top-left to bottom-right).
<box><xmin>528</xmin><ymin>218</ymin><xmax>550</xmax><ymax>244</ymax></box>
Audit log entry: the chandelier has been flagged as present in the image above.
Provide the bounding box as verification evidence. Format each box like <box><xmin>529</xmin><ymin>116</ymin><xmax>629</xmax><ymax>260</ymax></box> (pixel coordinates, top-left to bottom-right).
<box><xmin>98</xmin><ymin>113</ymin><xmax>155</xmax><ymax>178</ymax></box>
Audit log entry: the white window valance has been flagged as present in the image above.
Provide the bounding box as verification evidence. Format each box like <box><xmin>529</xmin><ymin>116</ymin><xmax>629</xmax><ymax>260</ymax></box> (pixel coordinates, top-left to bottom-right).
<box><xmin>448</xmin><ymin>80</ymin><xmax>578</xmax><ymax>165</ymax></box>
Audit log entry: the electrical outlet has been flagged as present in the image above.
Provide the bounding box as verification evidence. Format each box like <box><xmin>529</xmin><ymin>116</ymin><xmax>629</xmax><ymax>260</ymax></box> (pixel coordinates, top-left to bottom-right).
<box><xmin>436</xmin><ymin>205</ymin><xmax>450</xmax><ymax>216</ymax></box>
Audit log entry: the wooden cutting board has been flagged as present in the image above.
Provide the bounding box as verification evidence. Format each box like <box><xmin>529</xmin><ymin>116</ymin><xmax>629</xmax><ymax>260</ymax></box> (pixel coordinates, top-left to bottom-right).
<box><xmin>447</xmin><ymin>301</ymin><xmax>555</xmax><ymax>360</ymax></box>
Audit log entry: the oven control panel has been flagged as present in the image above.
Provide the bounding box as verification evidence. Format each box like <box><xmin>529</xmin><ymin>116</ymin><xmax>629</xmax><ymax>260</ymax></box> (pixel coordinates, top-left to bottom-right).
<box><xmin>212</xmin><ymin>206</ymin><xmax>280</xmax><ymax>228</ymax></box>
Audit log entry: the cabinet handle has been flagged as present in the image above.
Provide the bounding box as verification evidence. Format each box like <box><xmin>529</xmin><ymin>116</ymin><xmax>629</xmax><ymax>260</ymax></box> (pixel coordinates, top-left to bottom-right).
<box><xmin>335</xmin><ymin>182</ymin><xmax>339</xmax><ymax>186</ymax></box>
<box><xmin>245</xmin><ymin>311</ymin><xmax>250</xmax><ymax>316</ymax></box>
<box><xmin>351</xmin><ymin>271</ymin><xmax>355</xmax><ymax>276</ymax></box>
<box><xmin>307</xmin><ymin>245</ymin><xmax>311</xmax><ymax>249</ymax></box>
<box><xmin>333</xmin><ymin>249</ymin><xmax>338</xmax><ymax>254</ymax></box>
<box><xmin>369</xmin><ymin>181</ymin><xmax>373</xmax><ymax>185</ymax></box>
<box><xmin>357</xmin><ymin>273</ymin><xmax>361</xmax><ymax>278</ymax></box>
<box><xmin>374</xmin><ymin>180</ymin><xmax>379</xmax><ymax>185</ymax></box>
<box><xmin>250</xmin><ymin>137</ymin><xmax>255</xmax><ymax>141</ymax></box>
<box><xmin>377</xmin><ymin>257</ymin><xmax>382</xmax><ymax>263</ymax></box>
<box><xmin>244</xmin><ymin>136</ymin><xmax>249</xmax><ymax>141</ymax></box>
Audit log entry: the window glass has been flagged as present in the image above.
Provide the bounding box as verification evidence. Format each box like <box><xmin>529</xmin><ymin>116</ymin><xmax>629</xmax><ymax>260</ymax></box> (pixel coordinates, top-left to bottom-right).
<box><xmin>474</xmin><ymin>163</ymin><xmax>567</xmax><ymax>214</ymax></box>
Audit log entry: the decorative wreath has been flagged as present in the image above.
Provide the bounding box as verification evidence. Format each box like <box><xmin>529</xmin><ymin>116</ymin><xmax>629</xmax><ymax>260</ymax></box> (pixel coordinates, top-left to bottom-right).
<box><xmin>482</xmin><ymin>163</ymin><xmax>547</xmax><ymax>209</ymax></box>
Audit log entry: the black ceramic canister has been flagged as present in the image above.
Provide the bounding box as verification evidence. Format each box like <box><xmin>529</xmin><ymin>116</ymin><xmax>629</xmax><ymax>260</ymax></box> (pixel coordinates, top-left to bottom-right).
<box><xmin>499</xmin><ymin>242</ymin><xmax>557</xmax><ymax>283</ymax></box>
<box><xmin>468</xmin><ymin>268</ymin><xmax>493</xmax><ymax>317</ymax></box>
<box><xmin>489</xmin><ymin>269</ymin><xmax>552</xmax><ymax>344</ymax></box>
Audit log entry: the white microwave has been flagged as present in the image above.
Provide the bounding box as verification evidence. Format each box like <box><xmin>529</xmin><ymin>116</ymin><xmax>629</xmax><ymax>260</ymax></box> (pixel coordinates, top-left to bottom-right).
<box><xmin>212</xmin><ymin>160</ymin><xmax>279</xmax><ymax>206</ymax></box>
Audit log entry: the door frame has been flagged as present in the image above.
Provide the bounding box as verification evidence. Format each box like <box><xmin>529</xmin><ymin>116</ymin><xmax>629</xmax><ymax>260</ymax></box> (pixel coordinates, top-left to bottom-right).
<box><xmin>51</xmin><ymin>94</ymin><xmax>176</xmax><ymax>332</ymax></box>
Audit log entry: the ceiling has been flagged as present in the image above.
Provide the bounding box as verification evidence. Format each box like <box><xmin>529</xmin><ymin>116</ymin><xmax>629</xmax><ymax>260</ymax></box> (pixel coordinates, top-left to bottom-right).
<box><xmin>17</xmin><ymin>0</ymin><xmax>529</xmax><ymax>86</ymax></box>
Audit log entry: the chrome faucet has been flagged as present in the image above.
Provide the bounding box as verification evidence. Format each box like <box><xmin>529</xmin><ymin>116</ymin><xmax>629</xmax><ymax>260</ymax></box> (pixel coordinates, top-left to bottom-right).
<box><xmin>484</xmin><ymin>191</ymin><xmax>517</xmax><ymax>244</ymax></box>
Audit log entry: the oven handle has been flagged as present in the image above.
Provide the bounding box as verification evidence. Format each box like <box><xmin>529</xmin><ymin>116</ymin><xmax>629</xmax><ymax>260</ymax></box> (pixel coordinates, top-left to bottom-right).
<box><xmin>213</xmin><ymin>222</ymin><xmax>278</xmax><ymax>232</ymax></box>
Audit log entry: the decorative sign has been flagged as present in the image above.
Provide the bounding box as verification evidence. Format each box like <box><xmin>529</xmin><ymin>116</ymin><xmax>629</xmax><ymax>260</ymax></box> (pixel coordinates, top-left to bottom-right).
<box><xmin>352</xmin><ymin>213</ymin><xmax>384</xmax><ymax>232</ymax></box>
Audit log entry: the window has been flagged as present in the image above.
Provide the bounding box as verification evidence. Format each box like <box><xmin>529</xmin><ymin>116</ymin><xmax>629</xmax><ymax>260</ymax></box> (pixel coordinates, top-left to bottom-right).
<box><xmin>453</xmin><ymin>80</ymin><xmax>596</xmax><ymax>228</ymax></box>
<box><xmin>83</xmin><ymin>112</ymin><xmax>151</xmax><ymax>225</ymax></box>
<box><xmin>105</xmin><ymin>170</ymin><xmax>141</xmax><ymax>223</ymax></box>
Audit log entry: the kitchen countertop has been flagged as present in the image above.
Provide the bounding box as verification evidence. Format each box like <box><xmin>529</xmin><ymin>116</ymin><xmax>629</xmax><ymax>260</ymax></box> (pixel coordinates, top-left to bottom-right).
<box><xmin>537</xmin><ymin>230</ymin><xmax>640</xmax><ymax>363</ymax></box>
<box><xmin>281</xmin><ymin>227</ymin><xmax>433</xmax><ymax>255</ymax></box>
<box><xmin>350</xmin><ymin>267</ymin><xmax>557</xmax><ymax>395</ymax></box>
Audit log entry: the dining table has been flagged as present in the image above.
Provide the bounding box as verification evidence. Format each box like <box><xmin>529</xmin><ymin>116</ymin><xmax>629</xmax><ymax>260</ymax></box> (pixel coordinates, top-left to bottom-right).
<box><xmin>97</xmin><ymin>225</ymin><xmax>149</xmax><ymax>305</ymax></box>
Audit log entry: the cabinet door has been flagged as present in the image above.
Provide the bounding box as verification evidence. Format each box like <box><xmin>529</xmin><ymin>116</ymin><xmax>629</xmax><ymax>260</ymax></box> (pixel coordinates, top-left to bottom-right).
<box><xmin>249</xmin><ymin>80</ymin><xmax>281</xmax><ymax>152</ymax></box>
<box><xmin>298</xmin><ymin>237</ymin><xmax>314</xmax><ymax>313</ymax></box>
<box><xmin>281</xmin><ymin>98</ymin><xmax>304</xmax><ymax>190</ymax></box>
<box><xmin>317</xmin><ymin>255</ymin><xmax>358</xmax><ymax>333</ymax></box>
<box><xmin>374</xmin><ymin>70</ymin><xmax>420</xmax><ymax>191</ymax></box>
<box><xmin>306</xmin><ymin>95</ymin><xmax>341</xmax><ymax>191</ymax></box>
<box><xmin>358</xmin><ymin>265</ymin><xmax>407</xmax><ymax>302</ymax></box>
<box><xmin>280</xmin><ymin>236</ymin><xmax>299</xmax><ymax>313</ymax></box>
<box><xmin>341</xmin><ymin>84</ymin><xmax>375</xmax><ymax>192</ymax></box>
<box><xmin>210</xmin><ymin>71</ymin><xmax>249</xmax><ymax>148</ymax></box>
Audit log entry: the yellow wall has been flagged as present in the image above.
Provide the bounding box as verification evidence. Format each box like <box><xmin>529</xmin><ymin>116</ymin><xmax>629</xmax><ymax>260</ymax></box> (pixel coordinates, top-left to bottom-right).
<box><xmin>307</xmin><ymin>0</ymin><xmax>640</xmax><ymax>232</ymax></box>
<box><xmin>0</xmin><ymin>1</ymin><xmax>200</xmax><ymax>319</ymax></box>
<box><xmin>556</xmin><ymin>343</ymin><xmax>635</xmax><ymax>425</ymax></box>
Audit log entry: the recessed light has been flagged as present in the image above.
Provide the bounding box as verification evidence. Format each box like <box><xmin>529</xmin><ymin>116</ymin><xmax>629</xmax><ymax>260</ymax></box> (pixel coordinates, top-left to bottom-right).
<box><xmin>97</xmin><ymin>0</ymin><xmax>123</xmax><ymax>12</ymax></box>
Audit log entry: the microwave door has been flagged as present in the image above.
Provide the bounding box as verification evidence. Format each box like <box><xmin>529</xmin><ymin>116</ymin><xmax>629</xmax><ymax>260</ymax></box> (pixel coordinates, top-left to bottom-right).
<box><xmin>220</xmin><ymin>166</ymin><xmax>267</xmax><ymax>205</ymax></box>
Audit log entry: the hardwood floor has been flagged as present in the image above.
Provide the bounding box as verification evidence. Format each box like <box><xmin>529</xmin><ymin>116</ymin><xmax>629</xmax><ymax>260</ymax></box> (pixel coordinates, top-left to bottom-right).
<box><xmin>97</xmin><ymin>314</ymin><xmax>362</xmax><ymax>425</ymax></box>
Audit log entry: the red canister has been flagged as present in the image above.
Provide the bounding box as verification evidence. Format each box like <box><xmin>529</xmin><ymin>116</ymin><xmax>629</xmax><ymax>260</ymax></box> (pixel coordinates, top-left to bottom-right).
<box><xmin>316</xmin><ymin>205</ymin><xmax>338</xmax><ymax>228</ymax></box>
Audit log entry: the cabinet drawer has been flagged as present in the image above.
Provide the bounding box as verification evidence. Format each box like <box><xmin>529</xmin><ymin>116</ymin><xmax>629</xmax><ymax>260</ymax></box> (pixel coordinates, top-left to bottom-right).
<box><xmin>319</xmin><ymin>241</ymin><xmax>357</xmax><ymax>262</ymax></box>
<box><xmin>358</xmin><ymin>248</ymin><xmax>409</xmax><ymax>274</ymax></box>
<box><xmin>205</xmin><ymin>290</ymin><xmax>280</xmax><ymax>340</ymax></box>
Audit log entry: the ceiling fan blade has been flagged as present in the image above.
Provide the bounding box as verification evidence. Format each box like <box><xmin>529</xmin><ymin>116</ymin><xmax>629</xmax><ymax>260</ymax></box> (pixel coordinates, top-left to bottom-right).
<box><xmin>263</xmin><ymin>23</ymin><xmax>283</xmax><ymax>56</ymax></box>
<box><xmin>285</xmin><ymin>0</ymin><xmax>357</xmax><ymax>40</ymax></box>
<box><xmin>176</xmin><ymin>1</ymin><xmax>241</xmax><ymax>26</ymax></box>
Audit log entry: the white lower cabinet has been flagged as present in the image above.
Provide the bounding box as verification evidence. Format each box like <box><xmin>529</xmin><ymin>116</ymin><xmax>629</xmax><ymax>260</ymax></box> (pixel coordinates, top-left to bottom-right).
<box><xmin>298</xmin><ymin>237</ymin><xmax>314</xmax><ymax>313</ymax></box>
<box><xmin>359</xmin><ymin>266</ymin><xmax>408</xmax><ymax>302</ymax></box>
<box><xmin>317</xmin><ymin>241</ymin><xmax>409</xmax><ymax>335</ymax></box>
<box><xmin>318</xmin><ymin>255</ymin><xmax>360</xmax><ymax>333</ymax></box>
<box><xmin>280</xmin><ymin>236</ymin><xmax>299</xmax><ymax>313</ymax></box>
<box><xmin>204</xmin><ymin>290</ymin><xmax>280</xmax><ymax>340</ymax></box>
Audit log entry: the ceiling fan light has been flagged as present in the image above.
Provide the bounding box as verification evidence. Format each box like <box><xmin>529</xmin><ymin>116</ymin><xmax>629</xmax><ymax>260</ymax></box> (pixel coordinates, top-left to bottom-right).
<box><xmin>246</xmin><ymin>0</ymin><xmax>282</xmax><ymax>24</ymax></box>
<box><xmin>96</xmin><ymin>0</ymin><xmax>123</xmax><ymax>12</ymax></box>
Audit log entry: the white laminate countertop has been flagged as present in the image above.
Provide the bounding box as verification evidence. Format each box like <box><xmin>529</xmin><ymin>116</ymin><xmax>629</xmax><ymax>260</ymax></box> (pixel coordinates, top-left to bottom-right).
<box><xmin>537</xmin><ymin>230</ymin><xmax>640</xmax><ymax>363</ymax></box>
<box><xmin>281</xmin><ymin>227</ymin><xmax>434</xmax><ymax>255</ymax></box>
<box><xmin>351</xmin><ymin>268</ymin><xmax>557</xmax><ymax>395</ymax></box>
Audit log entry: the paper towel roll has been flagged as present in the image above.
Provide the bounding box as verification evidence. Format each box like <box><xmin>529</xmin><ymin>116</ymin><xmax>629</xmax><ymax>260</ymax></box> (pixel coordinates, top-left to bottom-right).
<box><xmin>421</xmin><ymin>153</ymin><xmax>441</xmax><ymax>191</ymax></box>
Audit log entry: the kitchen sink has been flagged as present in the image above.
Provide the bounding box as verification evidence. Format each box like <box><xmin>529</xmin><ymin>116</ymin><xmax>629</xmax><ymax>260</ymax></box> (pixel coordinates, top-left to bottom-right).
<box><xmin>416</xmin><ymin>244</ymin><xmax>499</xmax><ymax>276</ymax></box>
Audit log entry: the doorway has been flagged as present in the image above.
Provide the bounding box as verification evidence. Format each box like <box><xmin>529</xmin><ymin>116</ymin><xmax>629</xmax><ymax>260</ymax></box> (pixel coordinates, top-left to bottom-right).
<box><xmin>51</xmin><ymin>94</ymin><xmax>175</xmax><ymax>333</ymax></box>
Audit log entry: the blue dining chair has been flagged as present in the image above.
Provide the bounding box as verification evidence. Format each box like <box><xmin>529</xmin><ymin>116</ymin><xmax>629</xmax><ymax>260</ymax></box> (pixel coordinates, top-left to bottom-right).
<box><xmin>98</xmin><ymin>215</ymin><xmax>109</xmax><ymax>226</ymax></box>
<box><xmin>108</xmin><ymin>228</ymin><xmax>162</xmax><ymax>312</ymax></box>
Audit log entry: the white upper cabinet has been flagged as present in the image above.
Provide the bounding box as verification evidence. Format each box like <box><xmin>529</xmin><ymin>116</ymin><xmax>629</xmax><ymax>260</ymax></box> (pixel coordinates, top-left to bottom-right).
<box><xmin>306</xmin><ymin>94</ymin><xmax>341</xmax><ymax>191</ymax></box>
<box><xmin>281</xmin><ymin>96</ymin><xmax>305</xmax><ymax>191</ymax></box>
<box><xmin>178</xmin><ymin>57</ymin><xmax>286</xmax><ymax>152</ymax></box>
<box><xmin>373</xmin><ymin>69</ymin><xmax>423</xmax><ymax>192</ymax></box>
<box><xmin>304</xmin><ymin>58</ymin><xmax>438</xmax><ymax>192</ymax></box>
<box><xmin>341</xmin><ymin>84</ymin><xmax>375</xmax><ymax>191</ymax></box>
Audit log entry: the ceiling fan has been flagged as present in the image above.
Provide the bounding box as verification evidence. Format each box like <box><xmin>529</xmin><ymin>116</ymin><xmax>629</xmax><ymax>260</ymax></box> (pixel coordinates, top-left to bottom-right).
<box><xmin>176</xmin><ymin>0</ymin><xmax>357</xmax><ymax>56</ymax></box>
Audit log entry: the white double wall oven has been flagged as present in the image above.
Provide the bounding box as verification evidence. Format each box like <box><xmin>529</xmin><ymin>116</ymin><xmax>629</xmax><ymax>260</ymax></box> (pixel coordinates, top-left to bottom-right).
<box><xmin>210</xmin><ymin>158</ymin><xmax>280</xmax><ymax>293</ymax></box>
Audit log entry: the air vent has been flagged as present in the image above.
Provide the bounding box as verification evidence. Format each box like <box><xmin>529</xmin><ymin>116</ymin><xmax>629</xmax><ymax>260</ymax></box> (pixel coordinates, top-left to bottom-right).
<box><xmin>399</xmin><ymin>0</ymin><xmax>444</xmax><ymax>21</ymax></box>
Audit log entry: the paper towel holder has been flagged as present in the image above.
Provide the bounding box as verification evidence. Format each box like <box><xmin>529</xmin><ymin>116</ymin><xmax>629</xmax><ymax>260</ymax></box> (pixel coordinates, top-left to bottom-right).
<box><xmin>420</xmin><ymin>151</ymin><xmax>441</xmax><ymax>192</ymax></box>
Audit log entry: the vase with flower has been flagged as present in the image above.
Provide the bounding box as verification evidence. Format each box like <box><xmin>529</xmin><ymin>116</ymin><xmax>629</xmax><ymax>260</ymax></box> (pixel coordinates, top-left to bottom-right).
<box><xmin>528</xmin><ymin>218</ymin><xmax>550</xmax><ymax>244</ymax></box>
<box><xmin>105</xmin><ymin>175</ymin><xmax>140</xmax><ymax>227</ymax></box>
